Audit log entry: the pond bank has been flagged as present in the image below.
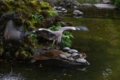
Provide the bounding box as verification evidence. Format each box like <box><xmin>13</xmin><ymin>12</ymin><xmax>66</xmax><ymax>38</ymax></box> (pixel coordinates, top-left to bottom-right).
<box><xmin>65</xmin><ymin>7</ymin><xmax>120</xmax><ymax>19</ymax></box>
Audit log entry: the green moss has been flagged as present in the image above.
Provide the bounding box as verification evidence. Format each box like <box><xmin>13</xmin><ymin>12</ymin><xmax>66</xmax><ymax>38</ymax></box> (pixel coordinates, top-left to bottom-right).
<box><xmin>28</xmin><ymin>0</ymin><xmax>40</xmax><ymax>7</ymax></box>
<box><xmin>47</xmin><ymin>10</ymin><xmax>58</xmax><ymax>17</ymax></box>
<box><xmin>0</xmin><ymin>0</ymin><xmax>60</xmax><ymax>58</ymax></box>
<box><xmin>40</xmin><ymin>1</ymin><xmax>52</xmax><ymax>10</ymax></box>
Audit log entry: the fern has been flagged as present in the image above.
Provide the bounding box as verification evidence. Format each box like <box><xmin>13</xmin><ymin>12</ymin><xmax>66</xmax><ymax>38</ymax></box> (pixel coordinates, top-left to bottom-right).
<box><xmin>61</xmin><ymin>37</ymin><xmax>72</xmax><ymax>47</ymax></box>
<box><xmin>48</xmin><ymin>22</ymin><xmax>61</xmax><ymax>31</ymax></box>
<box><xmin>32</xmin><ymin>13</ymin><xmax>44</xmax><ymax>21</ymax></box>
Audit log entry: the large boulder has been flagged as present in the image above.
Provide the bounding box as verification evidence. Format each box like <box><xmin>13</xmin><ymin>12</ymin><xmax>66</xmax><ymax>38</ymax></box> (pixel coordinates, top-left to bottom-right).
<box><xmin>32</xmin><ymin>47</ymin><xmax>90</xmax><ymax>67</ymax></box>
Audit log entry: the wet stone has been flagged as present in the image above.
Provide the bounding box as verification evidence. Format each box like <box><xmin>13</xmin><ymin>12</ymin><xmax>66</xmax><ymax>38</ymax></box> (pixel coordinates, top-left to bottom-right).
<box><xmin>62</xmin><ymin>47</ymin><xmax>70</xmax><ymax>52</ymax></box>
<box><xmin>76</xmin><ymin>58</ymin><xmax>86</xmax><ymax>63</ymax></box>
<box><xmin>62</xmin><ymin>52</ymin><xmax>71</xmax><ymax>57</ymax></box>
<box><xmin>68</xmin><ymin>49</ymin><xmax>78</xmax><ymax>53</ymax></box>
<box><xmin>67</xmin><ymin>57</ymin><xmax>74</xmax><ymax>61</ymax></box>
<box><xmin>59</xmin><ymin>54</ymin><xmax>67</xmax><ymax>59</ymax></box>
<box><xmin>71</xmin><ymin>52</ymin><xmax>79</xmax><ymax>57</ymax></box>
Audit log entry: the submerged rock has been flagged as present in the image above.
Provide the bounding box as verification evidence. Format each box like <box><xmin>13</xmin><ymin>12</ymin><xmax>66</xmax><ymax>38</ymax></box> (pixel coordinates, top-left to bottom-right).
<box><xmin>73</xmin><ymin>10</ymin><xmax>83</xmax><ymax>18</ymax></box>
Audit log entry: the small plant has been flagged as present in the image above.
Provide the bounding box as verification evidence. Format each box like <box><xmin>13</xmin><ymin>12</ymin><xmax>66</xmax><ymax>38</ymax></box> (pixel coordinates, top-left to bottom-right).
<box><xmin>47</xmin><ymin>10</ymin><xmax>58</xmax><ymax>17</ymax></box>
<box><xmin>61</xmin><ymin>31</ymin><xmax>74</xmax><ymax>47</ymax></box>
<box><xmin>32</xmin><ymin>13</ymin><xmax>44</xmax><ymax>21</ymax></box>
<box><xmin>48</xmin><ymin>22</ymin><xmax>61</xmax><ymax>31</ymax></box>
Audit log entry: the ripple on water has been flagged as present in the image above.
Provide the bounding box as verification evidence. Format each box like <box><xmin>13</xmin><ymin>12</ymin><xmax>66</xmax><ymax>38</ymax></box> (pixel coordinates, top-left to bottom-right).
<box><xmin>102</xmin><ymin>67</ymin><xmax>113</xmax><ymax>80</ymax></box>
<box><xmin>0</xmin><ymin>68</ymin><xmax>26</xmax><ymax>80</ymax></box>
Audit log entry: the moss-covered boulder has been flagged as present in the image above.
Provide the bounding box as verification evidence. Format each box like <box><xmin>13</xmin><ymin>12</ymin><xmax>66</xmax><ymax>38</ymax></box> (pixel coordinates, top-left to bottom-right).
<box><xmin>0</xmin><ymin>0</ymin><xmax>73</xmax><ymax>60</ymax></box>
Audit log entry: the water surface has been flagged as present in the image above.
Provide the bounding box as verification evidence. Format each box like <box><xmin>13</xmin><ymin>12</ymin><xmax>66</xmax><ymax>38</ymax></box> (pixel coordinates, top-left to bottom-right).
<box><xmin>0</xmin><ymin>18</ymin><xmax>120</xmax><ymax>80</ymax></box>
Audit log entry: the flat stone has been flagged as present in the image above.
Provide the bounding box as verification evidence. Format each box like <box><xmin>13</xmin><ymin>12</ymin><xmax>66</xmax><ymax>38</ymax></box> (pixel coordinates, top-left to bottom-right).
<box><xmin>62</xmin><ymin>52</ymin><xmax>71</xmax><ymax>57</ymax></box>
<box><xmin>94</xmin><ymin>4</ymin><xmax>116</xmax><ymax>9</ymax></box>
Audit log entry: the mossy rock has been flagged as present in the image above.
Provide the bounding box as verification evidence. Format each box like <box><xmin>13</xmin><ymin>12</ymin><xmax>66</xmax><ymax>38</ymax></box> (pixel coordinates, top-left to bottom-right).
<box><xmin>0</xmin><ymin>0</ymin><xmax>73</xmax><ymax>60</ymax></box>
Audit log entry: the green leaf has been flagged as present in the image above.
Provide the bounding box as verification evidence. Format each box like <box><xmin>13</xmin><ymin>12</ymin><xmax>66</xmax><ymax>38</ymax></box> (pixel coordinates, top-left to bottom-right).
<box><xmin>32</xmin><ymin>13</ymin><xmax>44</xmax><ymax>21</ymax></box>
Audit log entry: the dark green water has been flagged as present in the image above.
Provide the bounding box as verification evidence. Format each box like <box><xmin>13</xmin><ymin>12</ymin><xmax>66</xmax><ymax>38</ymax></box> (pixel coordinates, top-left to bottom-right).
<box><xmin>0</xmin><ymin>18</ymin><xmax>120</xmax><ymax>80</ymax></box>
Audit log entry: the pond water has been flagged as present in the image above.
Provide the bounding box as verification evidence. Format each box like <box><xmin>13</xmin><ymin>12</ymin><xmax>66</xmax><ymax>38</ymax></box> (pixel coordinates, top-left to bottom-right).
<box><xmin>0</xmin><ymin>18</ymin><xmax>120</xmax><ymax>80</ymax></box>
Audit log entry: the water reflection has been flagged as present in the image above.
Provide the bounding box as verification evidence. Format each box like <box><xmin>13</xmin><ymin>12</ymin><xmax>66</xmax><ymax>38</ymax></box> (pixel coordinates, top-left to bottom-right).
<box><xmin>0</xmin><ymin>68</ymin><xmax>25</xmax><ymax>80</ymax></box>
<box><xmin>102</xmin><ymin>67</ymin><xmax>112</xmax><ymax>80</ymax></box>
<box><xmin>0</xmin><ymin>63</ymin><xmax>90</xmax><ymax>80</ymax></box>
